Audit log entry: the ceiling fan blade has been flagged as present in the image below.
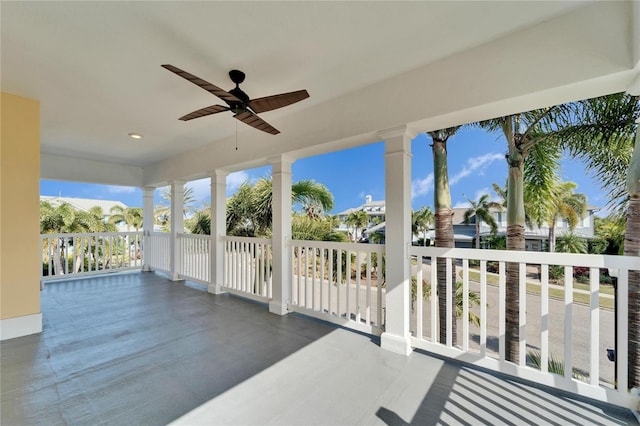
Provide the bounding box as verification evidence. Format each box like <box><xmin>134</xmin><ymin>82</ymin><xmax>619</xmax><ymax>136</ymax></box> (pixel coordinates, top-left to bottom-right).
<box><xmin>234</xmin><ymin>111</ymin><xmax>280</xmax><ymax>135</ymax></box>
<box><xmin>162</xmin><ymin>64</ymin><xmax>241</xmax><ymax>104</ymax></box>
<box><xmin>248</xmin><ymin>90</ymin><xmax>310</xmax><ymax>114</ymax></box>
<box><xmin>179</xmin><ymin>105</ymin><xmax>229</xmax><ymax>121</ymax></box>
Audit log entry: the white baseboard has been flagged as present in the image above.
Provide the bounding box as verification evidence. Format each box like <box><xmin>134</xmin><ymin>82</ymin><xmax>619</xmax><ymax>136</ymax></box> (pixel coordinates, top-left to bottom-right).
<box><xmin>0</xmin><ymin>313</ymin><xmax>42</xmax><ymax>341</ymax></box>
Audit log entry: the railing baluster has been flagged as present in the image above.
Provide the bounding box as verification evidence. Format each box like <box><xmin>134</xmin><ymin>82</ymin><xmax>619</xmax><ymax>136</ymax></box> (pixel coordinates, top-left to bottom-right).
<box><xmin>431</xmin><ymin>255</ymin><xmax>437</xmax><ymax>343</ymax></box>
<box><xmin>320</xmin><ymin>248</ymin><xmax>325</xmax><ymax>313</ymax></box>
<box><xmin>416</xmin><ymin>256</ymin><xmax>423</xmax><ymax>339</ymax></box>
<box><xmin>480</xmin><ymin>260</ymin><xmax>487</xmax><ymax>357</ymax></box>
<box><xmin>617</xmin><ymin>268</ymin><xmax>628</xmax><ymax>392</ymax></box>
<box><xmin>462</xmin><ymin>258</ymin><xmax>469</xmax><ymax>352</ymax></box>
<box><xmin>564</xmin><ymin>265</ymin><xmax>573</xmax><ymax>379</ymax></box>
<box><xmin>366</xmin><ymin>252</ymin><xmax>371</xmax><ymax>326</ymax></box>
<box><xmin>541</xmin><ymin>264</ymin><xmax>549</xmax><ymax>373</ymax></box>
<box><xmin>446</xmin><ymin>257</ymin><xmax>452</xmax><ymax>347</ymax></box>
<box><xmin>519</xmin><ymin>262</ymin><xmax>527</xmax><ymax>367</ymax></box>
<box><xmin>337</xmin><ymin>249</ymin><xmax>342</xmax><ymax>319</ymax></box>
<box><xmin>346</xmin><ymin>250</ymin><xmax>351</xmax><ymax>321</ymax></box>
<box><xmin>589</xmin><ymin>267</ymin><xmax>599</xmax><ymax>386</ymax></box>
<box><xmin>499</xmin><ymin>261</ymin><xmax>506</xmax><ymax>362</ymax></box>
<box><xmin>329</xmin><ymin>248</ymin><xmax>334</xmax><ymax>316</ymax></box>
<box><xmin>356</xmin><ymin>251</ymin><xmax>361</xmax><ymax>323</ymax></box>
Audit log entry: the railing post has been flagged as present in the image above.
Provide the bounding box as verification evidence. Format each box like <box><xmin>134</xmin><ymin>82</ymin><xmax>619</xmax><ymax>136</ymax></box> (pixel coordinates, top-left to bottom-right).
<box><xmin>169</xmin><ymin>180</ymin><xmax>185</xmax><ymax>281</ymax></box>
<box><xmin>379</xmin><ymin>125</ymin><xmax>415</xmax><ymax>356</ymax></box>
<box><xmin>269</xmin><ymin>155</ymin><xmax>294</xmax><ymax>315</ymax></box>
<box><xmin>142</xmin><ymin>186</ymin><xmax>155</xmax><ymax>272</ymax></box>
<box><xmin>209</xmin><ymin>170</ymin><xmax>227</xmax><ymax>294</ymax></box>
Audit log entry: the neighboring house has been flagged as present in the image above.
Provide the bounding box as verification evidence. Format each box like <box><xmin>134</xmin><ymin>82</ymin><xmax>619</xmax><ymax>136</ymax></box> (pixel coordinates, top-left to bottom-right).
<box><xmin>355</xmin><ymin>203</ymin><xmax>599</xmax><ymax>251</ymax></box>
<box><xmin>335</xmin><ymin>195</ymin><xmax>385</xmax><ymax>241</ymax></box>
<box><xmin>40</xmin><ymin>195</ymin><xmax>130</xmax><ymax>231</ymax></box>
<box><xmin>471</xmin><ymin>205</ymin><xmax>599</xmax><ymax>251</ymax></box>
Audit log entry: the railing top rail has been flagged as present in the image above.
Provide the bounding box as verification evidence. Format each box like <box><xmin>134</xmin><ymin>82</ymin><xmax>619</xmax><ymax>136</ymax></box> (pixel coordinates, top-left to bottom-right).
<box><xmin>41</xmin><ymin>231</ymin><xmax>143</xmax><ymax>239</ymax></box>
<box><xmin>290</xmin><ymin>239</ymin><xmax>385</xmax><ymax>252</ymax></box>
<box><xmin>221</xmin><ymin>235</ymin><xmax>272</xmax><ymax>245</ymax></box>
<box><xmin>409</xmin><ymin>246</ymin><xmax>639</xmax><ymax>269</ymax></box>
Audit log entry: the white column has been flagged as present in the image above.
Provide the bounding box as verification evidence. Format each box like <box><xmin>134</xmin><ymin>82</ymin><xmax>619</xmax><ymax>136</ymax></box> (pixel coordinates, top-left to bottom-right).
<box><xmin>142</xmin><ymin>186</ymin><xmax>155</xmax><ymax>271</ymax></box>
<box><xmin>169</xmin><ymin>180</ymin><xmax>185</xmax><ymax>281</ymax></box>
<box><xmin>380</xmin><ymin>125</ymin><xmax>415</xmax><ymax>356</ymax></box>
<box><xmin>269</xmin><ymin>156</ymin><xmax>294</xmax><ymax>315</ymax></box>
<box><xmin>209</xmin><ymin>171</ymin><xmax>227</xmax><ymax>294</ymax></box>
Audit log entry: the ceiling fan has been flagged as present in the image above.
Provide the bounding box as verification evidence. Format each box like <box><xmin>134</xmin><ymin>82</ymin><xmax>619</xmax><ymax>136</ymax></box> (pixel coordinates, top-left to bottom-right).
<box><xmin>162</xmin><ymin>65</ymin><xmax>309</xmax><ymax>135</ymax></box>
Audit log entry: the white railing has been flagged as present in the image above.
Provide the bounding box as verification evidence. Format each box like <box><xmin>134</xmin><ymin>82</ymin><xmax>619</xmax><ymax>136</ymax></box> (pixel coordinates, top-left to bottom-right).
<box><xmin>289</xmin><ymin>240</ymin><xmax>385</xmax><ymax>335</ymax></box>
<box><xmin>178</xmin><ymin>233</ymin><xmax>211</xmax><ymax>284</ymax></box>
<box><xmin>409</xmin><ymin>246</ymin><xmax>637</xmax><ymax>408</ymax></box>
<box><xmin>145</xmin><ymin>232</ymin><xmax>171</xmax><ymax>272</ymax></box>
<box><xmin>41</xmin><ymin>232</ymin><xmax>143</xmax><ymax>281</ymax></box>
<box><xmin>222</xmin><ymin>236</ymin><xmax>273</xmax><ymax>302</ymax></box>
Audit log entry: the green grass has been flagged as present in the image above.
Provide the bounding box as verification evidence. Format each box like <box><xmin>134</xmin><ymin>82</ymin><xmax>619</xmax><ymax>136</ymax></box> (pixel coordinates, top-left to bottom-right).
<box><xmin>467</xmin><ymin>270</ymin><xmax>614</xmax><ymax>310</ymax></box>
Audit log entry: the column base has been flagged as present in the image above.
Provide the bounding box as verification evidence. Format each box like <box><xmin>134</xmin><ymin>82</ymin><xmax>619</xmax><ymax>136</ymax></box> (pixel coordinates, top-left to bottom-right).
<box><xmin>380</xmin><ymin>332</ymin><xmax>413</xmax><ymax>356</ymax></box>
<box><xmin>207</xmin><ymin>284</ymin><xmax>225</xmax><ymax>295</ymax></box>
<box><xmin>142</xmin><ymin>264</ymin><xmax>152</xmax><ymax>272</ymax></box>
<box><xmin>169</xmin><ymin>273</ymin><xmax>184</xmax><ymax>282</ymax></box>
<box><xmin>268</xmin><ymin>301</ymin><xmax>289</xmax><ymax>316</ymax></box>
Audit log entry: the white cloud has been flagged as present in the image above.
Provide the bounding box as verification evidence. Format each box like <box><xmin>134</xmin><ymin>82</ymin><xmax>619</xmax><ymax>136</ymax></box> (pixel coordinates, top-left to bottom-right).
<box><xmin>186</xmin><ymin>178</ymin><xmax>211</xmax><ymax>201</ymax></box>
<box><xmin>450</xmin><ymin>153</ymin><xmax>504</xmax><ymax>186</ymax></box>
<box><xmin>411</xmin><ymin>173</ymin><xmax>434</xmax><ymax>199</ymax></box>
<box><xmin>106</xmin><ymin>185</ymin><xmax>137</xmax><ymax>194</ymax></box>
<box><xmin>226</xmin><ymin>171</ymin><xmax>250</xmax><ymax>194</ymax></box>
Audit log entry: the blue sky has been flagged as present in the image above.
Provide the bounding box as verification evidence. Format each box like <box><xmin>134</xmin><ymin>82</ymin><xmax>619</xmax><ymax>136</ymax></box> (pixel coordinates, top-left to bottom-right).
<box><xmin>40</xmin><ymin>126</ymin><xmax>609</xmax><ymax>216</ymax></box>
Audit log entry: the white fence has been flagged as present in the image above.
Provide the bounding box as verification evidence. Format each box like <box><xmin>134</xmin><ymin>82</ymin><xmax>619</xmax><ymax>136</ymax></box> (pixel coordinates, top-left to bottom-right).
<box><xmin>222</xmin><ymin>236</ymin><xmax>273</xmax><ymax>302</ymax></box>
<box><xmin>178</xmin><ymin>233</ymin><xmax>211</xmax><ymax>284</ymax></box>
<box><xmin>144</xmin><ymin>232</ymin><xmax>171</xmax><ymax>273</ymax></box>
<box><xmin>409</xmin><ymin>246</ymin><xmax>637</xmax><ymax>408</ymax></box>
<box><xmin>289</xmin><ymin>240</ymin><xmax>385</xmax><ymax>335</ymax></box>
<box><xmin>41</xmin><ymin>232</ymin><xmax>143</xmax><ymax>281</ymax></box>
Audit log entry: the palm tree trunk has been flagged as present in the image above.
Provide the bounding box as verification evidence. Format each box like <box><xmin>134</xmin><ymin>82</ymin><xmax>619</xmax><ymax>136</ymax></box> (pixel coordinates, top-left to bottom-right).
<box><xmin>548</xmin><ymin>222</ymin><xmax>556</xmax><ymax>252</ymax></box>
<box><xmin>433</xmin><ymin>138</ymin><xmax>457</xmax><ymax>346</ymax></box>
<box><xmin>475</xmin><ymin>220</ymin><xmax>480</xmax><ymax>249</ymax></box>
<box><xmin>505</xmin><ymin>144</ymin><xmax>526</xmax><ymax>363</ymax></box>
<box><xmin>625</xmin><ymin>130</ymin><xmax>640</xmax><ymax>388</ymax></box>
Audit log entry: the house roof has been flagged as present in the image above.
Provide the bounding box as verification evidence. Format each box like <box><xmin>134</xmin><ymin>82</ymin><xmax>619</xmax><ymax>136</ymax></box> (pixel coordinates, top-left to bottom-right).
<box><xmin>2</xmin><ymin>2</ymin><xmax>637</xmax><ymax>188</ymax></box>
<box><xmin>337</xmin><ymin>200</ymin><xmax>386</xmax><ymax>217</ymax></box>
<box><xmin>40</xmin><ymin>196</ymin><xmax>127</xmax><ymax>216</ymax></box>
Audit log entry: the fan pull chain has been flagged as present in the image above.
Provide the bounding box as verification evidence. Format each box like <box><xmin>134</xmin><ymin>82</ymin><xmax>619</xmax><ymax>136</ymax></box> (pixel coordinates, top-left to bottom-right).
<box><xmin>235</xmin><ymin>119</ymin><xmax>238</xmax><ymax>151</ymax></box>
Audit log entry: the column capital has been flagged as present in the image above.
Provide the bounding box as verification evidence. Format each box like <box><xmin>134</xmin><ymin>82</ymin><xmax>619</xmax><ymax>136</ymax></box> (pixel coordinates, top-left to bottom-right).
<box><xmin>267</xmin><ymin>154</ymin><xmax>296</xmax><ymax>167</ymax></box>
<box><xmin>168</xmin><ymin>180</ymin><xmax>185</xmax><ymax>186</ymax></box>
<box><xmin>208</xmin><ymin>170</ymin><xmax>229</xmax><ymax>179</ymax></box>
<box><xmin>142</xmin><ymin>186</ymin><xmax>156</xmax><ymax>192</ymax></box>
<box><xmin>377</xmin><ymin>125</ymin><xmax>418</xmax><ymax>141</ymax></box>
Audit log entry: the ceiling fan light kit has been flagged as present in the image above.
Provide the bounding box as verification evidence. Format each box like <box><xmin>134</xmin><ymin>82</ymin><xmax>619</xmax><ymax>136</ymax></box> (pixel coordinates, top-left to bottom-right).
<box><xmin>162</xmin><ymin>65</ymin><xmax>309</xmax><ymax>135</ymax></box>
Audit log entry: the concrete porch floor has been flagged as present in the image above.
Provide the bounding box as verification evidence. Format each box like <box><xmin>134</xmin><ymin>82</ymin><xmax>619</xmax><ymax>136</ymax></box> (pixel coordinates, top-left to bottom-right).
<box><xmin>1</xmin><ymin>272</ymin><xmax>636</xmax><ymax>425</ymax></box>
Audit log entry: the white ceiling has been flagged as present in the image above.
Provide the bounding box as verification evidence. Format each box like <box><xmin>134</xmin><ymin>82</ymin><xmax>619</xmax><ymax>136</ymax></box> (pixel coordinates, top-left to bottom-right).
<box><xmin>2</xmin><ymin>1</ymin><xmax>638</xmax><ymax>187</ymax></box>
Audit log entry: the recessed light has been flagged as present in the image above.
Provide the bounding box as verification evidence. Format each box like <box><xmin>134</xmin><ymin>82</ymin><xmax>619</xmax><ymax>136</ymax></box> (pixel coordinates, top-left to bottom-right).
<box><xmin>128</xmin><ymin>133</ymin><xmax>143</xmax><ymax>139</ymax></box>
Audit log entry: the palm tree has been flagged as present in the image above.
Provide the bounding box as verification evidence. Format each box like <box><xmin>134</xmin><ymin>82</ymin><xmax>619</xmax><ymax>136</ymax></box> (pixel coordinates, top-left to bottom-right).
<box><xmin>109</xmin><ymin>206</ymin><xmax>143</xmax><ymax>231</ymax></box>
<box><xmin>411</xmin><ymin>206</ymin><xmax>434</xmax><ymax>246</ymax></box>
<box><xmin>545</xmin><ymin>182</ymin><xmax>587</xmax><ymax>253</ymax></box>
<box><xmin>345</xmin><ymin>210</ymin><xmax>369</xmax><ymax>242</ymax></box>
<box><xmin>551</xmin><ymin>93</ymin><xmax>640</xmax><ymax>386</ymax></box>
<box><xmin>226</xmin><ymin>177</ymin><xmax>335</xmax><ymax>238</ymax></box>
<box><xmin>478</xmin><ymin>109</ymin><xmax>561</xmax><ymax>363</ymax></box>
<box><xmin>427</xmin><ymin>126</ymin><xmax>461</xmax><ymax>346</ymax></box>
<box><xmin>463</xmin><ymin>194</ymin><xmax>500</xmax><ymax>249</ymax></box>
<box><xmin>188</xmin><ymin>210</ymin><xmax>211</xmax><ymax>235</ymax></box>
<box><xmin>155</xmin><ymin>186</ymin><xmax>197</xmax><ymax>225</ymax></box>
<box><xmin>555</xmin><ymin>232</ymin><xmax>587</xmax><ymax>254</ymax></box>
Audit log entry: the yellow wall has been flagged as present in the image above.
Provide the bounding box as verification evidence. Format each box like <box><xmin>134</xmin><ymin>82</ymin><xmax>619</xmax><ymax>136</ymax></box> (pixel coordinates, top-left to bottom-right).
<box><xmin>0</xmin><ymin>92</ymin><xmax>41</xmax><ymax>320</ymax></box>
